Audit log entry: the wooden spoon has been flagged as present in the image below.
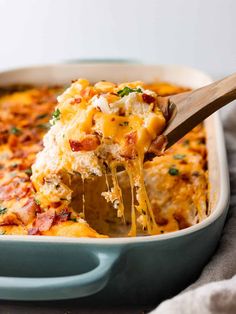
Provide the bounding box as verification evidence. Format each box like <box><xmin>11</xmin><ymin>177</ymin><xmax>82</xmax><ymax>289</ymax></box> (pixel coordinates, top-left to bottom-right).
<box><xmin>149</xmin><ymin>72</ymin><xmax>236</xmax><ymax>154</ymax></box>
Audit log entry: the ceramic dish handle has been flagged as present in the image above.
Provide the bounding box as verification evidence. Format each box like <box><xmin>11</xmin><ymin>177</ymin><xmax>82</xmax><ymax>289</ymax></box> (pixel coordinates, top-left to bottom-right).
<box><xmin>0</xmin><ymin>251</ymin><xmax>119</xmax><ymax>301</ymax></box>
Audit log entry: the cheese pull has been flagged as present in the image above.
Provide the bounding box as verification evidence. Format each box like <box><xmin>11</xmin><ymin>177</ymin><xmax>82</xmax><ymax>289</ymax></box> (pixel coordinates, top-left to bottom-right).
<box><xmin>31</xmin><ymin>80</ymin><xmax>167</xmax><ymax>236</ymax></box>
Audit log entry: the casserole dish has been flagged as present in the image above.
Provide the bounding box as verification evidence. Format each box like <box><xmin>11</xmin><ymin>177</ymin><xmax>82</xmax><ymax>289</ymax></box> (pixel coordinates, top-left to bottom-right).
<box><xmin>0</xmin><ymin>64</ymin><xmax>230</xmax><ymax>304</ymax></box>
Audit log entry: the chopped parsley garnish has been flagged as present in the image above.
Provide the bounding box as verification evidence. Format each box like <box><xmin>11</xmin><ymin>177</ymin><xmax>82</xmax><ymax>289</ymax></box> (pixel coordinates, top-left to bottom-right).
<box><xmin>70</xmin><ymin>217</ymin><xmax>78</xmax><ymax>222</ymax></box>
<box><xmin>36</xmin><ymin>113</ymin><xmax>48</xmax><ymax>120</ymax></box>
<box><xmin>0</xmin><ymin>207</ymin><xmax>7</xmax><ymax>215</ymax></box>
<box><xmin>24</xmin><ymin>168</ymin><xmax>32</xmax><ymax>176</ymax></box>
<box><xmin>168</xmin><ymin>167</ymin><xmax>179</xmax><ymax>176</ymax></box>
<box><xmin>10</xmin><ymin>127</ymin><xmax>22</xmax><ymax>136</ymax></box>
<box><xmin>183</xmin><ymin>139</ymin><xmax>190</xmax><ymax>146</ymax></box>
<box><xmin>119</xmin><ymin>121</ymin><xmax>129</xmax><ymax>126</ymax></box>
<box><xmin>117</xmin><ymin>86</ymin><xmax>142</xmax><ymax>97</ymax></box>
<box><xmin>51</xmin><ymin>109</ymin><xmax>61</xmax><ymax>124</ymax></box>
<box><xmin>173</xmin><ymin>154</ymin><xmax>186</xmax><ymax>160</ymax></box>
<box><xmin>34</xmin><ymin>198</ymin><xmax>41</xmax><ymax>206</ymax></box>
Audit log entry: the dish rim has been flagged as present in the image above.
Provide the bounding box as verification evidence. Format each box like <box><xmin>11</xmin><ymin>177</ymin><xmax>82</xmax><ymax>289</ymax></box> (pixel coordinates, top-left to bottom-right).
<box><xmin>0</xmin><ymin>64</ymin><xmax>230</xmax><ymax>245</ymax></box>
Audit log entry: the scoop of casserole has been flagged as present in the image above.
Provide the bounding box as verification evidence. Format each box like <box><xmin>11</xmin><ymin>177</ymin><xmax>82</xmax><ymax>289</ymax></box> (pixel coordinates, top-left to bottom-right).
<box><xmin>31</xmin><ymin>80</ymin><xmax>167</xmax><ymax>235</ymax></box>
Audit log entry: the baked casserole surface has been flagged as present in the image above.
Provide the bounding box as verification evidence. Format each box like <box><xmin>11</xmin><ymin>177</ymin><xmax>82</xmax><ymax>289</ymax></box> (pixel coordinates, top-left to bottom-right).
<box><xmin>0</xmin><ymin>82</ymin><xmax>208</xmax><ymax>237</ymax></box>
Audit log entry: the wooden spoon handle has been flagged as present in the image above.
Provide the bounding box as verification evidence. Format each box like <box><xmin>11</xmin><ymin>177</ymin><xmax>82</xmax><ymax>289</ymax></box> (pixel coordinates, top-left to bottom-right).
<box><xmin>163</xmin><ymin>72</ymin><xmax>236</xmax><ymax>148</ymax></box>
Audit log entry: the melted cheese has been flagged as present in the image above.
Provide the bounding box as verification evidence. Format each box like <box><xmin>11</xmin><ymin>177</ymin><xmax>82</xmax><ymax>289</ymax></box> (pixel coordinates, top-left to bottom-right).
<box><xmin>31</xmin><ymin>80</ymin><xmax>166</xmax><ymax>235</ymax></box>
<box><xmin>0</xmin><ymin>86</ymin><xmax>106</xmax><ymax>238</ymax></box>
<box><xmin>42</xmin><ymin>221</ymin><xmax>108</xmax><ymax>238</ymax></box>
<box><xmin>0</xmin><ymin>82</ymin><xmax>208</xmax><ymax>238</ymax></box>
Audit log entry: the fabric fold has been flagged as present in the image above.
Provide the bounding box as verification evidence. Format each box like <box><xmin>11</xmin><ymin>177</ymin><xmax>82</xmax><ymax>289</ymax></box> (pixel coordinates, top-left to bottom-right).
<box><xmin>152</xmin><ymin>102</ymin><xmax>236</xmax><ymax>314</ymax></box>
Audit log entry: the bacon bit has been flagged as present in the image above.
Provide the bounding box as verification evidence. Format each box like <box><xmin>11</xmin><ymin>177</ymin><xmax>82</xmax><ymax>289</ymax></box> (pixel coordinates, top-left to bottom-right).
<box><xmin>69</xmin><ymin>135</ymin><xmax>100</xmax><ymax>152</ymax></box>
<box><xmin>28</xmin><ymin>208</ymin><xmax>69</xmax><ymax>235</ymax></box>
<box><xmin>156</xmin><ymin>216</ymin><xmax>168</xmax><ymax>226</ymax></box>
<box><xmin>142</xmin><ymin>93</ymin><xmax>155</xmax><ymax>104</ymax></box>
<box><xmin>118</xmin><ymin>108</ymin><xmax>125</xmax><ymax>116</ymax></box>
<box><xmin>120</xmin><ymin>131</ymin><xmax>137</xmax><ymax>159</ymax></box>
<box><xmin>0</xmin><ymin>177</ymin><xmax>31</xmax><ymax>201</ymax></box>
<box><xmin>8</xmin><ymin>134</ymin><xmax>19</xmax><ymax>150</ymax></box>
<box><xmin>51</xmin><ymin>201</ymin><xmax>62</xmax><ymax>208</ymax></box>
<box><xmin>0</xmin><ymin>129</ymin><xmax>8</xmax><ymax>145</ymax></box>
<box><xmin>151</xmin><ymin>203</ymin><xmax>168</xmax><ymax>226</ymax></box>
<box><xmin>173</xmin><ymin>212</ymin><xmax>190</xmax><ymax>229</ymax></box>
<box><xmin>80</xmin><ymin>87</ymin><xmax>92</xmax><ymax>98</ymax></box>
<box><xmin>125</xmin><ymin>131</ymin><xmax>137</xmax><ymax>145</ymax></box>
<box><xmin>34</xmin><ymin>209</ymin><xmax>55</xmax><ymax>232</ymax></box>
<box><xmin>14</xmin><ymin>197</ymin><xmax>39</xmax><ymax>225</ymax></box>
<box><xmin>54</xmin><ymin>209</ymin><xmax>70</xmax><ymax>224</ymax></box>
<box><xmin>71</xmin><ymin>97</ymin><xmax>82</xmax><ymax>104</ymax></box>
<box><xmin>18</xmin><ymin>163</ymin><xmax>31</xmax><ymax>171</ymax></box>
<box><xmin>20</xmin><ymin>134</ymin><xmax>32</xmax><ymax>143</ymax></box>
<box><xmin>28</xmin><ymin>227</ymin><xmax>39</xmax><ymax>235</ymax></box>
<box><xmin>181</xmin><ymin>173</ymin><xmax>190</xmax><ymax>182</ymax></box>
<box><xmin>179</xmin><ymin>159</ymin><xmax>188</xmax><ymax>165</ymax></box>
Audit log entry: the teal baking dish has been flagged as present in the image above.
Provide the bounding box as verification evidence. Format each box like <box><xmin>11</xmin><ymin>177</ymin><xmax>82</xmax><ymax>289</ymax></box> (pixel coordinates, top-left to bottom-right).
<box><xmin>0</xmin><ymin>64</ymin><xmax>230</xmax><ymax>304</ymax></box>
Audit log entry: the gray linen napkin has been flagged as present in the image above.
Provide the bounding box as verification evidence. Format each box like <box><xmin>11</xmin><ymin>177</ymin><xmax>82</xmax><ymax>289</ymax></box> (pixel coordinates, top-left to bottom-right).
<box><xmin>151</xmin><ymin>102</ymin><xmax>236</xmax><ymax>314</ymax></box>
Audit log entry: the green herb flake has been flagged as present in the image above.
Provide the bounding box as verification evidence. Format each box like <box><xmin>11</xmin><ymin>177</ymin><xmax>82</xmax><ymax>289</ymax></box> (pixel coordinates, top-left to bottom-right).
<box><xmin>183</xmin><ymin>139</ymin><xmax>190</xmax><ymax>146</ymax></box>
<box><xmin>10</xmin><ymin>127</ymin><xmax>22</xmax><ymax>136</ymax></box>
<box><xmin>173</xmin><ymin>154</ymin><xmax>186</xmax><ymax>160</ymax></box>
<box><xmin>117</xmin><ymin>86</ymin><xmax>142</xmax><ymax>97</ymax></box>
<box><xmin>119</xmin><ymin>121</ymin><xmax>129</xmax><ymax>126</ymax></box>
<box><xmin>34</xmin><ymin>198</ymin><xmax>41</xmax><ymax>206</ymax></box>
<box><xmin>168</xmin><ymin>167</ymin><xmax>179</xmax><ymax>176</ymax></box>
<box><xmin>24</xmin><ymin>168</ymin><xmax>32</xmax><ymax>176</ymax></box>
<box><xmin>51</xmin><ymin>109</ymin><xmax>61</xmax><ymax>124</ymax></box>
<box><xmin>0</xmin><ymin>207</ymin><xmax>7</xmax><ymax>215</ymax></box>
<box><xmin>0</xmin><ymin>230</ymin><xmax>6</xmax><ymax>235</ymax></box>
<box><xmin>70</xmin><ymin>217</ymin><xmax>78</xmax><ymax>222</ymax></box>
<box><xmin>36</xmin><ymin>113</ymin><xmax>48</xmax><ymax>120</ymax></box>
